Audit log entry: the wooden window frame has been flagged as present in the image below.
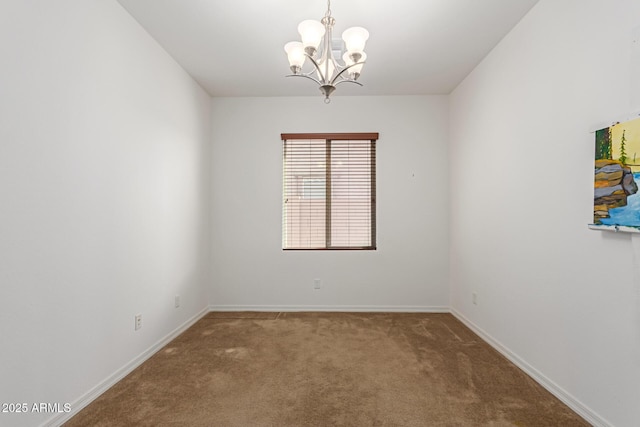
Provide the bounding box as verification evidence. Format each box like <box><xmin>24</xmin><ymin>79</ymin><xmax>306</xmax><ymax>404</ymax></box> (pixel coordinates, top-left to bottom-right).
<box><xmin>281</xmin><ymin>132</ymin><xmax>378</xmax><ymax>251</ymax></box>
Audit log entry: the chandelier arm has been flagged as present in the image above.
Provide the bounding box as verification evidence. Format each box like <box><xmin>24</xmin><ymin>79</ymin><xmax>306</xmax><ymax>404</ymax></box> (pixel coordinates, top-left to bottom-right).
<box><xmin>329</xmin><ymin>61</ymin><xmax>366</xmax><ymax>85</ymax></box>
<box><xmin>334</xmin><ymin>79</ymin><xmax>363</xmax><ymax>87</ymax></box>
<box><xmin>304</xmin><ymin>53</ymin><xmax>327</xmax><ymax>83</ymax></box>
<box><xmin>286</xmin><ymin>73</ymin><xmax>323</xmax><ymax>86</ymax></box>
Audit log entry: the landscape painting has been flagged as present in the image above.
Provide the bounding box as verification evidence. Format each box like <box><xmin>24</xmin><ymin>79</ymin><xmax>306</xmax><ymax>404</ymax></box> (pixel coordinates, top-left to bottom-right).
<box><xmin>594</xmin><ymin>116</ymin><xmax>640</xmax><ymax>229</ymax></box>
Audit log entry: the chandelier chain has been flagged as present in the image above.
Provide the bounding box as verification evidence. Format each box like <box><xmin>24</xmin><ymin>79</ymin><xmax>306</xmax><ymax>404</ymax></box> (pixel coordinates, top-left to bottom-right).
<box><xmin>325</xmin><ymin>0</ymin><xmax>332</xmax><ymax>18</ymax></box>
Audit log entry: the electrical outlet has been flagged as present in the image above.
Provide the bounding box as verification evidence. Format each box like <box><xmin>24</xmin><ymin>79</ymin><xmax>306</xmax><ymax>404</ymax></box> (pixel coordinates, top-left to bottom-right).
<box><xmin>472</xmin><ymin>292</ymin><xmax>478</xmax><ymax>305</ymax></box>
<box><xmin>135</xmin><ymin>314</ymin><xmax>142</xmax><ymax>331</ymax></box>
<box><xmin>175</xmin><ymin>295</ymin><xmax>180</xmax><ymax>308</ymax></box>
<box><xmin>314</xmin><ymin>279</ymin><xmax>321</xmax><ymax>289</ymax></box>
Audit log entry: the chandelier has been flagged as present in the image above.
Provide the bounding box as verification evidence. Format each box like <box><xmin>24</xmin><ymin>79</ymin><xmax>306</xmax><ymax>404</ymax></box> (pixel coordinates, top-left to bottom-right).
<box><xmin>284</xmin><ymin>0</ymin><xmax>369</xmax><ymax>103</ymax></box>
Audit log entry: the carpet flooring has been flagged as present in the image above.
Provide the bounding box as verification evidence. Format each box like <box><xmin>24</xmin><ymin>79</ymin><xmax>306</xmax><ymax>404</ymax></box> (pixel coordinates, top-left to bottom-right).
<box><xmin>64</xmin><ymin>312</ymin><xmax>589</xmax><ymax>426</ymax></box>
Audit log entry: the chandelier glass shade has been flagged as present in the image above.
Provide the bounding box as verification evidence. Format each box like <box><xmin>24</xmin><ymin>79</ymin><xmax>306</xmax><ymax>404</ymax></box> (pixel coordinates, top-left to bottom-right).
<box><xmin>284</xmin><ymin>0</ymin><xmax>369</xmax><ymax>103</ymax></box>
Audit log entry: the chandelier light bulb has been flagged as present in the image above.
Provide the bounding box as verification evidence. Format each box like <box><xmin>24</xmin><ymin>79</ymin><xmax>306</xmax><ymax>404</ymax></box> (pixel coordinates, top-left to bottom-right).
<box><xmin>298</xmin><ymin>20</ymin><xmax>325</xmax><ymax>56</ymax></box>
<box><xmin>342</xmin><ymin>27</ymin><xmax>369</xmax><ymax>54</ymax></box>
<box><xmin>343</xmin><ymin>51</ymin><xmax>366</xmax><ymax>79</ymax></box>
<box><xmin>284</xmin><ymin>41</ymin><xmax>306</xmax><ymax>73</ymax></box>
<box><xmin>316</xmin><ymin>58</ymin><xmax>336</xmax><ymax>82</ymax></box>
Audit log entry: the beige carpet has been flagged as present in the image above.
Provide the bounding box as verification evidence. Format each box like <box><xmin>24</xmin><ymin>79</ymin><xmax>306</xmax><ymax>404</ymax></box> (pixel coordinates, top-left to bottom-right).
<box><xmin>65</xmin><ymin>312</ymin><xmax>589</xmax><ymax>426</ymax></box>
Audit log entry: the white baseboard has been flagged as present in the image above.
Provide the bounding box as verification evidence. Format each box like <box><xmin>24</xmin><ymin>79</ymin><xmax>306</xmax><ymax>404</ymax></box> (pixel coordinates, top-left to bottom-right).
<box><xmin>43</xmin><ymin>307</ymin><xmax>210</xmax><ymax>427</ymax></box>
<box><xmin>208</xmin><ymin>304</ymin><xmax>450</xmax><ymax>313</ymax></box>
<box><xmin>450</xmin><ymin>308</ymin><xmax>610</xmax><ymax>427</ymax></box>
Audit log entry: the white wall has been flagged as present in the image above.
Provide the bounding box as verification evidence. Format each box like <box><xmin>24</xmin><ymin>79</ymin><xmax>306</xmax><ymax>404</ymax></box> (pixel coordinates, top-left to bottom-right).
<box><xmin>449</xmin><ymin>1</ymin><xmax>640</xmax><ymax>426</ymax></box>
<box><xmin>0</xmin><ymin>2</ymin><xmax>211</xmax><ymax>426</ymax></box>
<box><xmin>210</xmin><ymin>96</ymin><xmax>449</xmax><ymax>310</ymax></box>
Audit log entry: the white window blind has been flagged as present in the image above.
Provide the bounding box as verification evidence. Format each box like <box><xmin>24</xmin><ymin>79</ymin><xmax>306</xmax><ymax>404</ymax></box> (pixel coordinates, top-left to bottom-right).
<box><xmin>282</xmin><ymin>133</ymin><xmax>378</xmax><ymax>250</ymax></box>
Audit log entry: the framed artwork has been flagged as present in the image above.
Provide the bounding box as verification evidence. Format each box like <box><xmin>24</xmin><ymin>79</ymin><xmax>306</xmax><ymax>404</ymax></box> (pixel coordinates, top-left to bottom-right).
<box><xmin>592</xmin><ymin>116</ymin><xmax>640</xmax><ymax>232</ymax></box>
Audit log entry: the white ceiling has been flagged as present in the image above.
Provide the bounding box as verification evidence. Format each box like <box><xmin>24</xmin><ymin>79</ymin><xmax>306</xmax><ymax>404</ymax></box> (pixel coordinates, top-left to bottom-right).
<box><xmin>116</xmin><ymin>0</ymin><xmax>539</xmax><ymax>97</ymax></box>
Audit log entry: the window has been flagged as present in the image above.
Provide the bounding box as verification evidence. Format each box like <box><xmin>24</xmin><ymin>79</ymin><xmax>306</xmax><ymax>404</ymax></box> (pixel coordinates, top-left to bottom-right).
<box><xmin>282</xmin><ymin>133</ymin><xmax>378</xmax><ymax>250</ymax></box>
